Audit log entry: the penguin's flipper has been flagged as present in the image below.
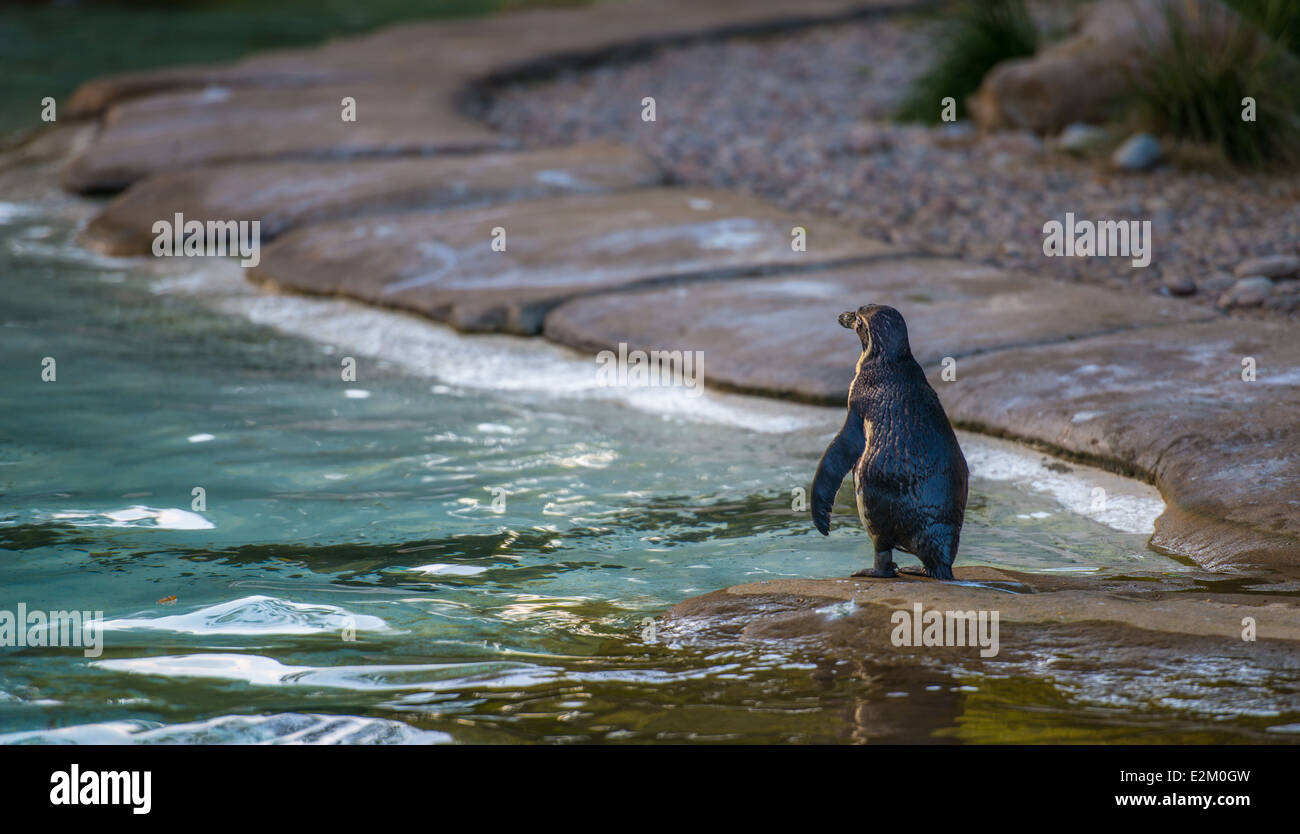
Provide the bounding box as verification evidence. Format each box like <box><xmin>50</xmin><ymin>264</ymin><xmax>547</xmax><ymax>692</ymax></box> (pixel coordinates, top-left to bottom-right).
<box><xmin>811</xmin><ymin>412</ymin><xmax>865</xmax><ymax>535</ymax></box>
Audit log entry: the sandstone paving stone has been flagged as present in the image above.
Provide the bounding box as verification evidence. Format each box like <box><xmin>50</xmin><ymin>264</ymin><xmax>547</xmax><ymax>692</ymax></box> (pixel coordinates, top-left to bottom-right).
<box><xmin>249</xmin><ymin>187</ymin><xmax>896</xmax><ymax>334</ymax></box>
<box><xmin>543</xmin><ymin>259</ymin><xmax>1211</xmax><ymax>402</ymax></box>
<box><xmin>62</xmin><ymin>82</ymin><xmax>512</xmax><ymax>193</ymax></box>
<box><xmin>81</xmin><ymin>141</ymin><xmax>663</xmax><ymax>255</ymax></box>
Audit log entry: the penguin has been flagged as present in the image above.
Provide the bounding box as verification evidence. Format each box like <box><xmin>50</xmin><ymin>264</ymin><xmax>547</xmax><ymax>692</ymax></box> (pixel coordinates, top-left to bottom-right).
<box><xmin>811</xmin><ymin>304</ymin><xmax>968</xmax><ymax>580</ymax></box>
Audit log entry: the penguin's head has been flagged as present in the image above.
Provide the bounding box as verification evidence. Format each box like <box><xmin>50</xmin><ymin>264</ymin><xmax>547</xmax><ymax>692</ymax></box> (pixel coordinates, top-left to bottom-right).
<box><xmin>838</xmin><ymin>304</ymin><xmax>912</xmax><ymax>362</ymax></box>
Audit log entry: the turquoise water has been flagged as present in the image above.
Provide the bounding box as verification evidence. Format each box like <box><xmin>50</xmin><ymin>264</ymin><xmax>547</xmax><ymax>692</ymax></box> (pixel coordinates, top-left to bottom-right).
<box><xmin>2</xmin><ymin>204</ymin><xmax>1294</xmax><ymax>744</ymax></box>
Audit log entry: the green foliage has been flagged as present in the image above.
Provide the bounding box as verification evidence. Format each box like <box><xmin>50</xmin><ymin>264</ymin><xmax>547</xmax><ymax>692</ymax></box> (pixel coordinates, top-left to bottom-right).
<box><xmin>1130</xmin><ymin>0</ymin><xmax>1300</xmax><ymax>167</ymax></box>
<box><xmin>1224</xmin><ymin>0</ymin><xmax>1300</xmax><ymax>55</ymax></box>
<box><xmin>895</xmin><ymin>0</ymin><xmax>1038</xmax><ymax>124</ymax></box>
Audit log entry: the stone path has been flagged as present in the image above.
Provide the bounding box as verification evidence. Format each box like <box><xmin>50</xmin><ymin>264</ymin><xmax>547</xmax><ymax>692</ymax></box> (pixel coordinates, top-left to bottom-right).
<box><xmin>40</xmin><ymin>0</ymin><xmax>1300</xmax><ymax>576</ymax></box>
<box><xmin>63</xmin><ymin>82</ymin><xmax>512</xmax><ymax>193</ymax></box>
<box><xmin>250</xmin><ymin>188</ymin><xmax>892</xmax><ymax>334</ymax></box>
<box><xmin>545</xmin><ymin>259</ymin><xmax>1208</xmax><ymax>399</ymax></box>
<box><xmin>83</xmin><ymin>141</ymin><xmax>661</xmax><ymax>254</ymax></box>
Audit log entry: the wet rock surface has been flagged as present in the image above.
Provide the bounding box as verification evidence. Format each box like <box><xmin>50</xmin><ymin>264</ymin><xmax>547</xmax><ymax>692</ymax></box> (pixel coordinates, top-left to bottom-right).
<box><xmin>250</xmin><ymin>187</ymin><xmax>894</xmax><ymax>334</ymax></box>
<box><xmin>666</xmin><ymin>568</ymin><xmax>1300</xmax><ymax>647</ymax></box>
<box><xmin>82</xmin><ymin>142</ymin><xmax>662</xmax><ymax>255</ymax></box>
<box><xmin>662</xmin><ymin>568</ymin><xmax>1300</xmax><ymax>735</ymax></box>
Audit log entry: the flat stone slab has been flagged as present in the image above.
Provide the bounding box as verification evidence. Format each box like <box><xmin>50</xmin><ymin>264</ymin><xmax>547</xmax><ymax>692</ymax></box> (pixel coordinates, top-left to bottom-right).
<box><xmin>544</xmin><ymin>259</ymin><xmax>1209</xmax><ymax>401</ymax></box>
<box><xmin>936</xmin><ymin>319</ymin><xmax>1300</xmax><ymax>572</ymax></box>
<box><xmin>62</xmin><ymin>82</ymin><xmax>511</xmax><ymax>193</ymax></box>
<box><xmin>250</xmin><ymin>187</ymin><xmax>895</xmax><ymax>334</ymax></box>
<box><xmin>662</xmin><ymin>569</ymin><xmax>1300</xmax><ymax>741</ymax></box>
<box><xmin>660</xmin><ymin>568</ymin><xmax>1300</xmax><ymax>700</ymax></box>
<box><xmin>667</xmin><ymin>569</ymin><xmax>1300</xmax><ymax>644</ymax></box>
<box><xmin>81</xmin><ymin>141</ymin><xmax>662</xmax><ymax>256</ymax></box>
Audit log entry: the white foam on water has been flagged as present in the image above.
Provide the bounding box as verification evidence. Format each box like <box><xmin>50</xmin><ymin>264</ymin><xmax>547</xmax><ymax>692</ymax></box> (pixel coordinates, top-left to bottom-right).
<box><xmin>46</xmin><ymin>505</ymin><xmax>214</xmax><ymax>530</ymax></box>
<box><xmin>101</xmin><ymin>595</ymin><xmax>388</xmax><ymax>635</ymax></box>
<box><xmin>139</xmin><ymin>259</ymin><xmax>1167</xmax><ymax>528</ymax></box>
<box><xmin>93</xmin><ymin>653</ymin><xmax>559</xmax><ymax>692</ymax></box>
<box><xmin>6</xmin><ymin>235</ymin><xmax>146</xmax><ymax>269</ymax></box>
<box><xmin>1266</xmin><ymin>723</ymin><xmax>1300</xmax><ymax>734</ymax></box>
<box><xmin>0</xmin><ymin>202</ymin><xmax>39</xmax><ymax>224</ymax></box>
<box><xmin>187</xmin><ymin>432</ymin><xmax>215</xmax><ymax>443</ymax></box>
<box><xmin>150</xmin><ymin>261</ymin><xmax>828</xmax><ymax>434</ymax></box>
<box><xmin>960</xmin><ymin>432</ymin><xmax>1164</xmax><ymax>535</ymax></box>
<box><xmin>0</xmin><ymin>713</ymin><xmax>450</xmax><ymax>745</ymax></box>
<box><xmin>409</xmin><ymin>564</ymin><xmax>489</xmax><ymax>577</ymax></box>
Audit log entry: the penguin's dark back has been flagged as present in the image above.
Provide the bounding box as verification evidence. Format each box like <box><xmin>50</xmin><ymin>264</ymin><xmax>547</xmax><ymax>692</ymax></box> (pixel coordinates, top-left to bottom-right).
<box><xmin>851</xmin><ymin>354</ymin><xmax>943</xmax><ymax>426</ymax></box>
<box><xmin>851</xmin><ymin>353</ymin><xmax>968</xmax><ymax>497</ymax></box>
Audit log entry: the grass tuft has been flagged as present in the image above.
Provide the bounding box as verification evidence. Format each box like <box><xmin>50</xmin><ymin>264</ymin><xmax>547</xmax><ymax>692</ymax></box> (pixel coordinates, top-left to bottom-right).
<box><xmin>895</xmin><ymin>0</ymin><xmax>1038</xmax><ymax>124</ymax></box>
<box><xmin>1130</xmin><ymin>0</ymin><xmax>1300</xmax><ymax>167</ymax></box>
<box><xmin>1224</xmin><ymin>0</ymin><xmax>1300</xmax><ymax>55</ymax></box>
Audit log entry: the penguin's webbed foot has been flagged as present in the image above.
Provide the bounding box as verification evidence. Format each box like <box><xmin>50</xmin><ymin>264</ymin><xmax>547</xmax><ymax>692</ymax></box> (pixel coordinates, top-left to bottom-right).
<box><xmin>851</xmin><ymin>566</ymin><xmax>898</xmax><ymax>578</ymax></box>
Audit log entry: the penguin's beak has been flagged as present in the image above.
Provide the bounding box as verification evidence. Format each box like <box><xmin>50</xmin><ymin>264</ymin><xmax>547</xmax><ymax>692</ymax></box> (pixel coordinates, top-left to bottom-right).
<box><xmin>837</xmin><ymin>311</ymin><xmax>857</xmax><ymax>329</ymax></box>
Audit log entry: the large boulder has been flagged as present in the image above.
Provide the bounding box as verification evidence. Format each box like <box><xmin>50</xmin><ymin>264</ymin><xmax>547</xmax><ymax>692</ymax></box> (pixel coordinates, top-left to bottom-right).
<box><xmin>970</xmin><ymin>0</ymin><xmax>1251</xmax><ymax>134</ymax></box>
